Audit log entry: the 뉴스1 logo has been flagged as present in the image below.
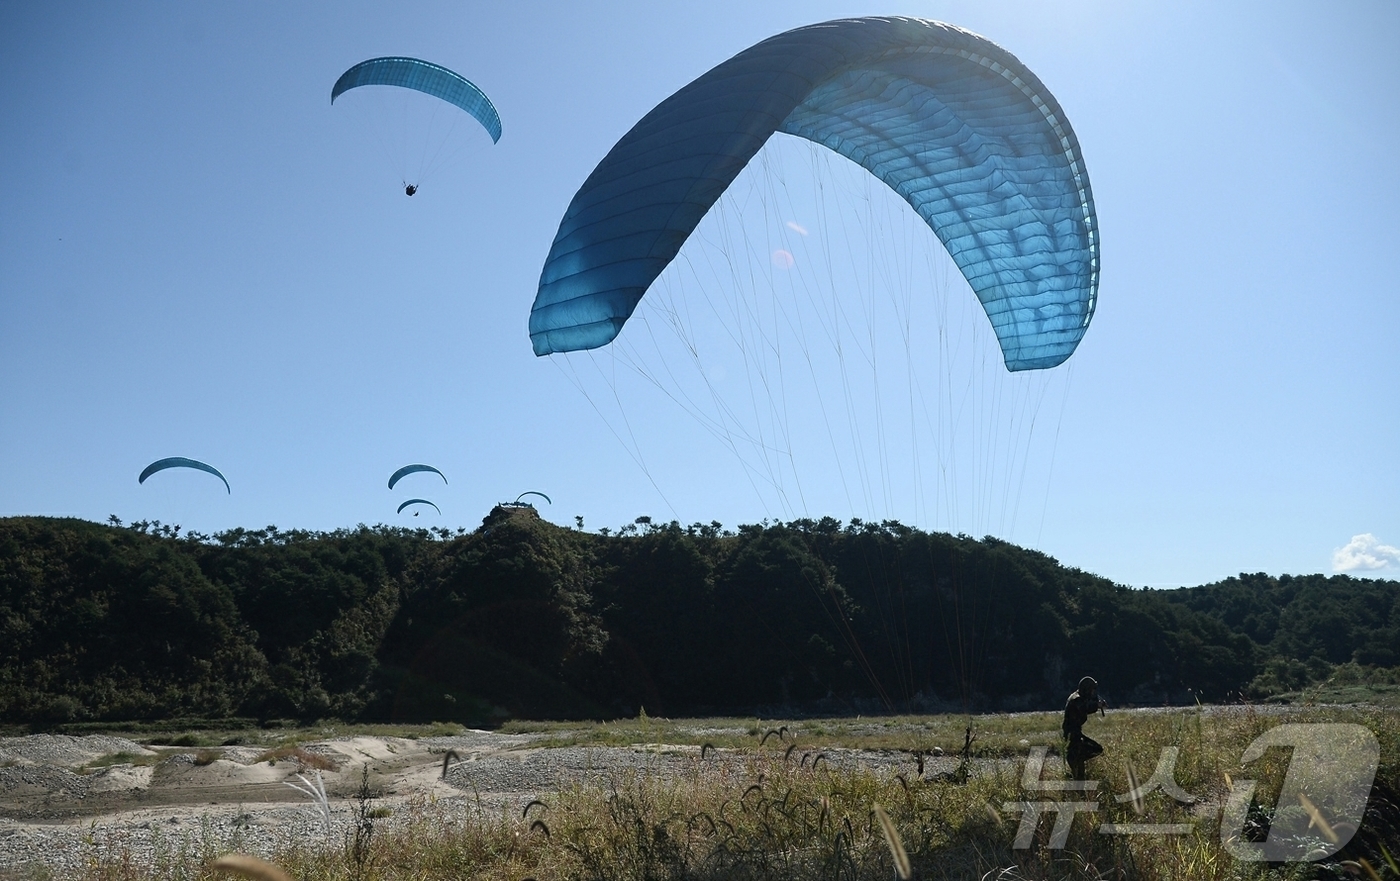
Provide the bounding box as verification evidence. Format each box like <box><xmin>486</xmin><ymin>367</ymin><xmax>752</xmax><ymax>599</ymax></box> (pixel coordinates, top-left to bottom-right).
<box><xmin>1005</xmin><ymin>723</ymin><xmax>1379</xmax><ymax>862</ymax></box>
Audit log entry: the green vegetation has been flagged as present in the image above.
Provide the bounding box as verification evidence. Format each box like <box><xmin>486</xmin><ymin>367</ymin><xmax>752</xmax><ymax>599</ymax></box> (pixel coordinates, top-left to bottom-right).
<box><xmin>23</xmin><ymin>719</ymin><xmax>467</xmax><ymax>746</ymax></box>
<box><xmin>76</xmin><ymin>750</ymin><xmax>160</xmax><ymax>773</ymax></box>
<box><xmin>499</xmin><ymin>713</ymin><xmax>1064</xmax><ymax>755</ymax></box>
<box><xmin>52</xmin><ymin>706</ymin><xmax>1400</xmax><ymax>880</ymax></box>
<box><xmin>2</xmin><ymin>512</ymin><xmax>1398</xmax><ymax>727</ymax></box>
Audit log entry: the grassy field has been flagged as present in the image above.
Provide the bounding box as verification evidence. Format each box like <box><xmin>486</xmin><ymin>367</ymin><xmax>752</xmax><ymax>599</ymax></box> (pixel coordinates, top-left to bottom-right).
<box><xmin>1264</xmin><ymin>684</ymin><xmax>1400</xmax><ymax>710</ymax></box>
<box><xmin>18</xmin><ymin>705</ymin><xmax>1400</xmax><ymax>880</ymax></box>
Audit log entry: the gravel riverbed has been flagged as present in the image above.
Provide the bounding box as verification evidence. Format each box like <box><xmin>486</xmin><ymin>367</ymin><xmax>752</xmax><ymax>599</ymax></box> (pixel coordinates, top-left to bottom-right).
<box><xmin>0</xmin><ymin>730</ymin><xmax>936</xmax><ymax>877</ymax></box>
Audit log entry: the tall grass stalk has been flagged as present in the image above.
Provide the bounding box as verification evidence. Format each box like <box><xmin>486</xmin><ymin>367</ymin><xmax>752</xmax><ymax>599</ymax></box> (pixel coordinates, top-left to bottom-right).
<box><xmin>283</xmin><ymin>771</ymin><xmax>332</xmax><ymax>839</ymax></box>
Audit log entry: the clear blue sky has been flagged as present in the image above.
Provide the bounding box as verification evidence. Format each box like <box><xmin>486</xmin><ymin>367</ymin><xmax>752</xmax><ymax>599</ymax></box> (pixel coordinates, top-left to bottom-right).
<box><xmin>2</xmin><ymin>1</ymin><xmax>1396</xmax><ymax>588</ymax></box>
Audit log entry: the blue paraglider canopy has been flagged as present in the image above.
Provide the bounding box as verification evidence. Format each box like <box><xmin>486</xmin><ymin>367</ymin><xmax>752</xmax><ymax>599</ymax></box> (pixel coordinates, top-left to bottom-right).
<box><xmin>529</xmin><ymin>17</ymin><xmax>1098</xmax><ymax>372</ymax></box>
<box><xmin>138</xmin><ymin>457</ymin><xmax>230</xmax><ymax>494</ymax></box>
<box><xmin>396</xmin><ymin>498</ymin><xmax>441</xmax><ymax>516</ymax></box>
<box><xmin>388</xmin><ymin>464</ymin><xmax>447</xmax><ymax>490</ymax></box>
<box><xmin>332</xmin><ymin>57</ymin><xmax>502</xmax><ymax>143</ymax></box>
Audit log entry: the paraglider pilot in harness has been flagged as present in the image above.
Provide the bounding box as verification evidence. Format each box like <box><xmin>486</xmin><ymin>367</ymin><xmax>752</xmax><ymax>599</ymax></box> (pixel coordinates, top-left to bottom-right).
<box><xmin>1063</xmin><ymin>676</ymin><xmax>1105</xmax><ymax>780</ymax></box>
<box><xmin>404</xmin><ymin>184</ymin><xmax>417</xmax><ymax>196</ymax></box>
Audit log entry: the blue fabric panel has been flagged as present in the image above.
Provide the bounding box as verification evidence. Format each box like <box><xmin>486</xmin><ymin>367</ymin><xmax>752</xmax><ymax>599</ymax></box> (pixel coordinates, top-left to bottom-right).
<box><xmin>529</xmin><ymin>17</ymin><xmax>1098</xmax><ymax>371</ymax></box>
<box><xmin>332</xmin><ymin>57</ymin><xmax>502</xmax><ymax>143</ymax></box>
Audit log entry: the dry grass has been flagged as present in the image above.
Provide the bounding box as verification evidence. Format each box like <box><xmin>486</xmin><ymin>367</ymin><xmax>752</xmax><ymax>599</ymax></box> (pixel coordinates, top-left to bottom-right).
<box><xmin>251</xmin><ymin>746</ymin><xmax>338</xmax><ymax>772</ymax></box>
<box><xmin>501</xmin><ymin>710</ymin><xmax>1138</xmax><ymax>757</ymax></box>
<box><xmin>53</xmin><ymin>706</ymin><xmax>1400</xmax><ymax>880</ymax></box>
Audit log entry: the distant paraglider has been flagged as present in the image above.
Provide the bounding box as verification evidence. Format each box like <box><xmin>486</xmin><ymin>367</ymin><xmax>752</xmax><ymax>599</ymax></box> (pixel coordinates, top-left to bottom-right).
<box><xmin>514</xmin><ymin>491</ymin><xmax>551</xmax><ymax>506</ymax></box>
<box><xmin>138</xmin><ymin>457</ymin><xmax>230</xmax><ymax>494</ymax></box>
<box><xmin>332</xmin><ymin>56</ymin><xmax>502</xmax><ymax>195</ymax></box>
<box><xmin>397</xmin><ymin>498</ymin><xmax>440</xmax><ymax>517</ymax></box>
<box><xmin>388</xmin><ymin>464</ymin><xmax>447</xmax><ymax>490</ymax></box>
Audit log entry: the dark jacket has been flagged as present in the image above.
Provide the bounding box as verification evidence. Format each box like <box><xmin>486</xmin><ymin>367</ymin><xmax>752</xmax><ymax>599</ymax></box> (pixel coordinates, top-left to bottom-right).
<box><xmin>1062</xmin><ymin>689</ymin><xmax>1100</xmax><ymax>738</ymax></box>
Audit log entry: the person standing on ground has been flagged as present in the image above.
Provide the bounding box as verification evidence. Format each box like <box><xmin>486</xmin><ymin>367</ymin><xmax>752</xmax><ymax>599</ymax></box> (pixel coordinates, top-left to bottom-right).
<box><xmin>1063</xmin><ymin>675</ymin><xmax>1106</xmax><ymax>780</ymax></box>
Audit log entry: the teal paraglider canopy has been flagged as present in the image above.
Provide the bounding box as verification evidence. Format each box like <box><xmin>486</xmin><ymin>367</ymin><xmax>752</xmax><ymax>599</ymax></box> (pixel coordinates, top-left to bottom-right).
<box><xmin>332</xmin><ymin>57</ymin><xmax>502</xmax><ymax>143</ymax></box>
<box><xmin>529</xmin><ymin>17</ymin><xmax>1098</xmax><ymax>372</ymax></box>
<box><xmin>396</xmin><ymin>498</ymin><xmax>441</xmax><ymax>516</ymax></box>
<box><xmin>514</xmin><ymin>491</ymin><xmax>551</xmax><ymax>506</ymax></box>
<box><xmin>388</xmin><ymin>464</ymin><xmax>447</xmax><ymax>490</ymax></box>
<box><xmin>138</xmin><ymin>457</ymin><xmax>230</xmax><ymax>494</ymax></box>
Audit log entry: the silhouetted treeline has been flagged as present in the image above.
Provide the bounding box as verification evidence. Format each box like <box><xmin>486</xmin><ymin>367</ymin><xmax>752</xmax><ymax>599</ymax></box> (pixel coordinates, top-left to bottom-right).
<box><xmin>1</xmin><ymin>512</ymin><xmax>1395</xmax><ymax>727</ymax></box>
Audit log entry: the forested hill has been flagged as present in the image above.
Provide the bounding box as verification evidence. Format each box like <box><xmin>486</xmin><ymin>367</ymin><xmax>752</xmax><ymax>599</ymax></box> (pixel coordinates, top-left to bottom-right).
<box><xmin>1</xmin><ymin>513</ymin><xmax>1396</xmax><ymax>727</ymax></box>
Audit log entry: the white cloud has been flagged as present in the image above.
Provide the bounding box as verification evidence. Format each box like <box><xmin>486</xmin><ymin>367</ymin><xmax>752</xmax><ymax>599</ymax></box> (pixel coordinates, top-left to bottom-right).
<box><xmin>1332</xmin><ymin>534</ymin><xmax>1400</xmax><ymax>573</ymax></box>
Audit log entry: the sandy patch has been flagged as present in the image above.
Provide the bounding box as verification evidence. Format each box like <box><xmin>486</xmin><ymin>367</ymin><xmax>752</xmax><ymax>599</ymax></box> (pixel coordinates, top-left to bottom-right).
<box><xmin>86</xmin><ymin>764</ymin><xmax>153</xmax><ymax>793</ymax></box>
<box><xmin>153</xmin><ymin>756</ymin><xmax>290</xmax><ymax>787</ymax></box>
<box><xmin>315</xmin><ymin>735</ymin><xmax>417</xmax><ymax>767</ymax></box>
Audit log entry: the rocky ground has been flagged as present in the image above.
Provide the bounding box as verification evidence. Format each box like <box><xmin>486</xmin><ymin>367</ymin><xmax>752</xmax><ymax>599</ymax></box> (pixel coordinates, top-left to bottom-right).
<box><xmin>0</xmin><ymin>728</ymin><xmax>932</xmax><ymax>877</ymax></box>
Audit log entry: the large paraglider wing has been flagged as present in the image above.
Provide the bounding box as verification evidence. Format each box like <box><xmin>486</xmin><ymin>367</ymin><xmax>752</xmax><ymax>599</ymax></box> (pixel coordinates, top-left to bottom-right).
<box><xmin>396</xmin><ymin>498</ymin><xmax>441</xmax><ymax>515</ymax></box>
<box><xmin>528</xmin><ymin>17</ymin><xmax>1098</xmax><ymax>371</ymax></box>
<box><xmin>515</xmin><ymin>491</ymin><xmax>552</xmax><ymax>505</ymax></box>
<box><xmin>387</xmin><ymin>463</ymin><xmax>448</xmax><ymax>490</ymax></box>
<box><xmin>138</xmin><ymin>457</ymin><xmax>231</xmax><ymax>494</ymax></box>
<box><xmin>331</xmin><ymin>57</ymin><xmax>502</xmax><ymax>143</ymax></box>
